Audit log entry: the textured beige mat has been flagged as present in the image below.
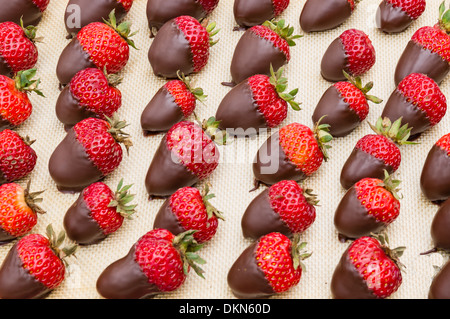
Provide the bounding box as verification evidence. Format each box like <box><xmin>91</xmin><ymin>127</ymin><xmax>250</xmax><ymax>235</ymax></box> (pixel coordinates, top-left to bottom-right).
<box><xmin>0</xmin><ymin>0</ymin><xmax>448</xmax><ymax>299</ymax></box>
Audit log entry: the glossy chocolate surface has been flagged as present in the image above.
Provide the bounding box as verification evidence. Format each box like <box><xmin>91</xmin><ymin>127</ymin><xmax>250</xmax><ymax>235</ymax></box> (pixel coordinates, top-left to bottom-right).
<box><xmin>0</xmin><ymin>55</ymin><xmax>13</xmax><ymax>78</ymax></box>
<box><xmin>233</xmin><ymin>0</ymin><xmax>274</xmax><ymax>29</ymax></box>
<box><xmin>376</xmin><ymin>0</ymin><xmax>413</xmax><ymax>33</ymax></box>
<box><xmin>320</xmin><ymin>37</ymin><xmax>348</xmax><ymax>82</ymax></box>
<box><xmin>420</xmin><ymin>145</ymin><xmax>450</xmax><ymax>203</ymax></box>
<box><xmin>0</xmin><ymin>0</ymin><xmax>43</xmax><ymax>27</ymax></box>
<box><xmin>429</xmin><ymin>198</ymin><xmax>450</xmax><ymax>252</ymax></box>
<box><xmin>300</xmin><ymin>0</ymin><xmax>352</xmax><ymax>33</ymax></box>
<box><xmin>0</xmin><ymin>226</ymin><xmax>15</xmax><ymax>245</ymax></box>
<box><xmin>429</xmin><ymin>259</ymin><xmax>450</xmax><ymax>299</ymax></box>
<box><xmin>153</xmin><ymin>198</ymin><xmax>186</xmax><ymax>236</ymax></box>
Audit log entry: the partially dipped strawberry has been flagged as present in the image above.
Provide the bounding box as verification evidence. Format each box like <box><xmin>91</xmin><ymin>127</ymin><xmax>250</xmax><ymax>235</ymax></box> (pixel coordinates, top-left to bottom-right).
<box><xmin>233</xmin><ymin>0</ymin><xmax>290</xmax><ymax>30</ymax></box>
<box><xmin>56</xmin><ymin>68</ymin><xmax>122</xmax><ymax>131</ymax></box>
<box><xmin>227</xmin><ymin>232</ymin><xmax>311</xmax><ymax>299</ymax></box>
<box><xmin>376</xmin><ymin>0</ymin><xmax>426</xmax><ymax>33</ymax></box>
<box><xmin>96</xmin><ymin>228</ymin><xmax>205</xmax><ymax>299</ymax></box>
<box><xmin>429</xmin><ymin>259</ymin><xmax>450</xmax><ymax>299</ymax></box>
<box><xmin>48</xmin><ymin>116</ymin><xmax>132</xmax><ymax>193</ymax></box>
<box><xmin>0</xmin><ymin>0</ymin><xmax>49</xmax><ymax>27</ymax></box>
<box><xmin>63</xmin><ymin>179</ymin><xmax>136</xmax><ymax>245</ymax></box>
<box><xmin>252</xmin><ymin>120</ymin><xmax>332</xmax><ymax>189</ymax></box>
<box><xmin>300</xmin><ymin>0</ymin><xmax>357</xmax><ymax>33</ymax></box>
<box><xmin>226</xmin><ymin>19</ymin><xmax>301</xmax><ymax>86</ymax></box>
<box><xmin>331</xmin><ymin>234</ymin><xmax>404</xmax><ymax>299</ymax></box>
<box><xmin>153</xmin><ymin>184</ymin><xmax>224</xmax><ymax>244</ymax></box>
<box><xmin>321</xmin><ymin>28</ymin><xmax>376</xmax><ymax>82</ymax></box>
<box><xmin>312</xmin><ymin>71</ymin><xmax>382</xmax><ymax>137</ymax></box>
<box><xmin>216</xmin><ymin>65</ymin><xmax>300</xmax><ymax>137</ymax></box>
<box><xmin>334</xmin><ymin>171</ymin><xmax>402</xmax><ymax>242</ymax></box>
<box><xmin>57</xmin><ymin>10</ymin><xmax>137</xmax><ymax>86</ymax></box>
<box><xmin>381</xmin><ymin>73</ymin><xmax>447</xmax><ymax>140</ymax></box>
<box><xmin>242</xmin><ymin>180</ymin><xmax>317</xmax><ymax>240</ymax></box>
<box><xmin>141</xmin><ymin>71</ymin><xmax>206</xmax><ymax>135</ymax></box>
<box><xmin>0</xmin><ymin>224</ymin><xmax>77</xmax><ymax>299</ymax></box>
<box><xmin>421</xmin><ymin>198</ymin><xmax>450</xmax><ymax>256</ymax></box>
<box><xmin>148</xmin><ymin>15</ymin><xmax>219</xmax><ymax>79</ymax></box>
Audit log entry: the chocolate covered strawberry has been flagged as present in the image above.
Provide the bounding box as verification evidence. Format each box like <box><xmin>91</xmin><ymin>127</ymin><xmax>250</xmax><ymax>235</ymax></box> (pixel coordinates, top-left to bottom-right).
<box><xmin>57</xmin><ymin>10</ymin><xmax>137</xmax><ymax>86</ymax></box>
<box><xmin>242</xmin><ymin>180</ymin><xmax>317</xmax><ymax>240</ymax></box>
<box><xmin>64</xmin><ymin>0</ymin><xmax>134</xmax><ymax>37</ymax></box>
<box><xmin>421</xmin><ymin>198</ymin><xmax>450</xmax><ymax>256</ymax></box>
<box><xmin>153</xmin><ymin>184</ymin><xmax>224</xmax><ymax>243</ymax></box>
<box><xmin>216</xmin><ymin>65</ymin><xmax>300</xmax><ymax>136</ymax></box>
<box><xmin>145</xmin><ymin>119</ymin><xmax>221</xmax><ymax>199</ymax></box>
<box><xmin>233</xmin><ymin>0</ymin><xmax>290</xmax><ymax>30</ymax></box>
<box><xmin>300</xmin><ymin>0</ymin><xmax>357</xmax><ymax>33</ymax></box>
<box><xmin>0</xmin><ymin>181</ymin><xmax>44</xmax><ymax>244</ymax></box>
<box><xmin>312</xmin><ymin>71</ymin><xmax>382</xmax><ymax>137</ymax></box>
<box><xmin>97</xmin><ymin>228</ymin><xmax>205</xmax><ymax>299</ymax></box>
<box><xmin>381</xmin><ymin>73</ymin><xmax>447</xmax><ymax>140</ymax></box>
<box><xmin>0</xmin><ymin>0</ymin><xmax>49</xmax><ymax>27</ymax></box>
<box><xmin>428</xmin><ymin>259</ymin><xmax>450</xmax><ymax>299</ymax></box>
<box><xmin>0</xmin><ymin>129</ymin><xmax>37</xmax><ymax>184</ymax></box>
<box><xmin>334</xmin><ymin>171</ymin><xmax>402</xmax><ymax>242</ymax></box>
<box><xmin>141</xmin><ymin>71</ymin><xmax>206</xmax><ymax>135</ymax></box>
<box><xmin>376</xmin><ymin>0</ymin><xmax>426</xmax><ymax>33</ymax></box>
<box><xmin>147</xmin><ymin>0</ymin><xmax>219</xmax><ymax>36</ymax></box>
<box><xmin>395</xmin><ymin>3</ymin><xmax>450</xmax><ymax>85</ymax></box>
<box><xmin>321</xmin><ymin>28</ymin><xmax>376</xmax><ymax>82</ymax></box>
<box><xmin>252</xmin><ymin>120</ymin><xmax>332</xmax><ymax>189</ymax></box>
<box><xmin>64</xmin><ymin>179</ymin><xmax>136</xmax><ymax>245</ymax></box>
<box><xmin>0</xmin><ymin>224</ymin><xmax>77</xmax><ymax>299</ymax></box>
<box><xmin>226</xmin><ymin>19</ymin><xmax>301</xmax><ymax>86</ymax></box>
<box><xmin>56</xmin><ymin>67</ymin><xmax>122</xmax><ymax>130</ymax></box>
<box><xmin>148</xmin><ymin>15</ymin><xmax>219</xmax><ymax>79</ymax></box>
<box><xmin>331</xmin><ymin>234</ymin><xmax>404</xmax><ymax>299</ymax></box>
<box><xmin>48</xmin><ymin>116</ymin><xmax>132</xmax><ymax>193</ymax></box>
<box><xmin>227</xmin><ymin>232</ymin><xmax>311</xmax><ymax>299</ymax></box>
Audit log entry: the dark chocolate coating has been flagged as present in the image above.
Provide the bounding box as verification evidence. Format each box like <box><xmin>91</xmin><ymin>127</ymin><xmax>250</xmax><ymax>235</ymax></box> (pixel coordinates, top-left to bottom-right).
<box><xmin>330</xmin><ymin>246</ymin><xmax>378</xmax><ymax>299</ymax></box>
<box><xmin>340</xmin><ymin>146</ymin><xmax>395</xmax><ymax>190</ymax></box>
<box><xmin>148</xmin><ymin>19</ymin><xmax>194</xmax><ymax>79</ymax></box>
<box><xmin>145</xmin><ymin>135</ymin><xmax>199</xmax><ymax>199</ymax></box>
<box><xmin>140</xmin><ymin>86</ymin><xmax>185</xmax><ymax>134</ymax></box>
<box><xmin>429</xmin><ymin>198</ymin><xmax>450</xmax><ymax>252</ymax></box>
<box><xmin>215</xmin><ymin>80</ymin><xmax>267</xmax><ymax>137</ymax></box>
<box><xmin>0</xmin><ymin>225</ymin><xmax>15</xmax><ymax>245</ymax></box>
<box><xmin>63</xmin><ymin>192</ymin><xmax>107</xmax><ymax>245</ymax></box>
<box><xmin>241</xmin><ymin>188</ymin><xmax>291</xmax><ymax>240</ymax></box>
<box><xmin>311</xmin><ymin>85</ymin><xmax>361</xmax><ymax>138</ymax></box>
<box><xmin>227</xmin><ymin>241</ymin><xmax>275</xmax><ymax>299</ymax></box>
<box><xmin>376</xmin><ymin>0</ymin><xmax>413</xmax><ymax>34</ymax></box>
<box><xmin>300</xmin><ymin>0</ymin><xmax>352</xmax><ymax>33</ymax></box>
<box><xmin>153</xmin><ymin>198</ymin><xmax>187</xmax><ymax>236</ymax></box>
<box><xmin>64</xmin><ymin>0</ymin><xmax>128</xmax><ymax>38</ymax></box>
<box><xmin>0</xmin><ymin>242</ymin><xmax>51</xmax><ymax>299</ymax></box>
<box><xmin>0</xmin><ymin>55</ymin><xmax>13</xmax><ymax>78</ymax></box>
<box><xmin>320</xmin><ymin>37</ymin><xmax>349</xmax><ymax>82</ymax></box>
<box><xmin>253</xmin><ymin>132</ymin><xmax>306</xmax><ymax>187</ymax></box>
<box><xmin>0</xmin><ymin>0</ymin><xmax>43</xmax><ymax>27</ymax></box>
<box><xmin>395</xmin><ymin>41</ymin><xmax>450</xmax><ymax>86</ymax></box>
<box><xmin>420</xmin><ymin>145</ymin><xmax>450</xmax><ymax>203</ymax></box>
<box><xmin>0</xmin><ymin>116</ymin><xmax>14</xmax><ymax>132</ymax></box>
<box><xmin>48</xmin><ymin>128</ymin><xmax>104</xmax><ymax>194</ymax></box>
<box><xmin>429</xmin><ymin>259</ymin><xmax>450</xmax><ymax>299</ymax></box>
<box><xmin>233</xmin><ymin>0</ymin><xmax>274</xmax><ymax>29</ymax></box>
<box><xmin>229</xmin><ymin>29</ymin><xmax>287</xmax><ymax>86</ymax></box>
<box><xmin>97</xmin><ymin>244</ymin><xmax>161</xmax><ymax>299</ymax></box>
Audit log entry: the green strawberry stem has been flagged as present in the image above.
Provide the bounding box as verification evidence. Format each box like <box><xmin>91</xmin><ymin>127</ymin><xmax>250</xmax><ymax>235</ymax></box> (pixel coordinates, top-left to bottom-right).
<box><xmin>196</xmin><ymin>115</ymin><xmax>228</xmax><ymax>146</ymax></box>
<box><xmin>313</xmin><ymin>115</ymin><xmax>333</xmax><ymax>161</ymax></box>
<box><xmin>342</xmin><ymin>70</ymin><xmax>382</xmax><ymax>104</ymax></box>
<box><xmin>14</xmin><ymin>69</ymin><xmax>45</xmax><ymax>97</ymax></box>
<box><xmin>104</xmin><ymin>9</ymin><xmax>138</xmax><ymax>49</ymax></box>
<box><xmin>302</xmin><ymin>187</ymin><xmax>320</xmax><ymax>206</ymax></box>
<box><xmin>172</xmin><ymin>230</ymin><xmax>206</xmax><ymax>278</ymax></box>
<box><xmin>105</xmin><ymin>116</ymin><xmax>133</xmax><ymax>154</ymax></box>
<box><xmin>439</xmin><ymin>1</ymin><xmax>450</xmax><ymax>33</ymax></box>
<box><xmin>201</xmin><ymin>183</ymin><xmax>225</xmax><ymax>221</ymax></box>
<box><xmin>202</xmin><ymin>20</ymin><xmax>220</xmax><ymax>46</ymax></box>
<box><xmin>24</xmin><ymin>180</ymin><xmax>46</xmax><ymax>215</ymax></box>
<box><xmin>45</xmin><ymin>224</ymin><xmax>78</xmax><ymax>267</ymax></box>
<box><xmin>378</xmin><ymin>170</ymin><xmax>402</xmax><ymax>200</ymax></box>
<box><xmin>269</xmin><ymin>64</ymin><xmax>301</xmax><ymax>111</ymax></box>
<box><xmin>369</xmin><ymin>117</ymin><xmax>418</xmax><ymax>145</ymax></box>
<box><xmin>262</xmin><ymin>19</ymin><xmax>303</xmax><ymax>47</ymax></box>
<box><xmin>291</xmin><ymin>234</ymin><xmax>312</xmax><ymax>271</ymax></box>
<box><xmin>176</xmin><ymin>70</ymin><xmax>208</xmax><ymax>103</ymax></box>
<box><xmin>103</xmin><ymin>66</ymin><xmax>123</xmax><ymax>87</ymax></box>
<box><xmin>108</xmin><ymin>178</ymin><xmax>137</xmax><ymax>219</ymax></box>
<box><xmin>19</xmin><ymin>18</ymin><xmax>43</xmax><ymax>42</ymax></box>
<box><xmin>371</xmin><ymin>232</ymin><xmax>406</xmax><ymax>272</ymax></box>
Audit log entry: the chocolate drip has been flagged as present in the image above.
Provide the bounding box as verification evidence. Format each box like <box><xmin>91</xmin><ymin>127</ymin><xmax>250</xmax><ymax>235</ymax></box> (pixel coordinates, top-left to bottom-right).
<box><xmin>300</xmin><ymin>0</ymin><xmax>352</xmax><ymax>33</ymax></box>
<box><xmin>420</xmin><ymin>145</ymin><xmax>450</xmax><ymax>203</ymax></box>
<box><xmin>429</xmin><ymin>259</ymin><xmax>450</xmax><ymax>299</ymax></box>
<box><xmin>153</xmin><ymin>198</ymin><xmax>186</xmax><ymax>236</ymax></box>
<box><xmin>320</xmin><ymin>37</ymin><xmax>348</xmax><ymax>82</ymax></box>
<box><xmin>376</xmin><ymin>0</ymin><xmax>413</xmax><ymax>33</ymax></box>
<box><xmin>0</xmin><ymin>0</ymin><xmax>43</xmax><ymax>27</ymax></box>
<box><xmin>233</xmin><ymin>0</ymin><xmax>274</xmax><ymax>29</ymax></box>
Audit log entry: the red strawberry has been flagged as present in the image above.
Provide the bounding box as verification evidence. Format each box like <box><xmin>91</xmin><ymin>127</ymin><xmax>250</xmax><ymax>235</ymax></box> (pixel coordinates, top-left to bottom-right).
<box><xmin>48</xmin><ymin>117</ymin><xmax>132</xmax><ymax>193</ymax></box>
<box><xmin>395</xmin><ymin>3</ymin><xmax>450</xmax><ymax>85</ymax></box>
<box><xmin>226</xmin><ymin>20</ymin><xmax>301</xmax><ymax>86</ymax></box>
<box><xmin>312</xmin><ymin>71</ymin><xmax>382</xmax><ymax>137</ymax></box>
<box><xmin>227</xmin><ymin>232</ymin><xmax>311</xmax><ymax>298</ymax></box>
<box><xmin>381</xmin><ymin>73</ymin><xmax>447</xmax><ymax>139</ymax></box>
<box><xmin>242</xmin><ymin>180</ymin><xmax>317</xmax><ymax>240</ymax></box>
<box><xmin>145</xmin><ymin>118</ymin><xmax>221</xmax><ymax>199</ymax></box>
<box><xmin>300</xmin><ymin>0</ymin><xmax>357</xmax><ymax>33</ymax></box>
<box><xmin>321</xmin><ymin>28</ymin><xmax>376</xmax><ymax>82</ymax></box>
<box><xmin>331</xmin><ymin>234</ymin><xmax>404</xmax><ymax>299</ymax></box>
<box><xmin>216</xmin><ymin>65</ymin><xmax>300</xmax><ymax>136</ymax></box>
<box><xmin>96</xmin><ymin>228</ymin><xmax>205</xmax><ymax>299</ymax></box>
<box><xmin>334</xmin><ymin>171</ymin><xmax>402</xmax><ymax>242</ymax></box>
<box><xmin>64</xmin><ymin>0</ymin><xmax>135</xmax><ymax>37</ymax></box>
<box><xmin>149</xmin><ymin>15</ymin><xmax>219</xmax><ymax>78</ymax></box>
<box><xmin>0</xmin><ymin>129</ymin><xmax>37</xmax><ymax>184</ymax></box>
<box><xmin>64</xmin><ymin>179</ymin><xmax>136</xmax><ymax>245</ymax></box>
<box><xmin>0</xmin><ymin>181</ymin><xmax>44</xmax><ymax>244</ymax></box>
<box><xmin>376</xmin><ymin>0</ymin><xmax>426</xmax><ymax>33</ymax></box>
<box><xmin>0</xmin><ymin>0</ymin><xmax>49</xmax><ymax>27</ymax></box>
<box><xmin>153</xmin><ymin>184</ymin><xmax>224</xmax><ymax>243</ymax></box>
<box><xmin>56</xmin><ymin>10</ymin><xmax>137</xmax><ymax>86</ymax></box>
<box><xmin>233</xmin><ymin>0</ymin><xmax>290</xmax><ymax>29</ymax></box>
<box><xmin>141</xmin><ymin>72</ymin><xmax>207</xmax><ymax>134</ymax></box>
<box><xmin>0</xmin><ymin>224</ymin><xmax>77</xmax><ymax>299</ymax></box>
<box><xmin>56</xmin><ymin>68</ymin><xmax>123</xmax><ymax>130</ymax></box>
